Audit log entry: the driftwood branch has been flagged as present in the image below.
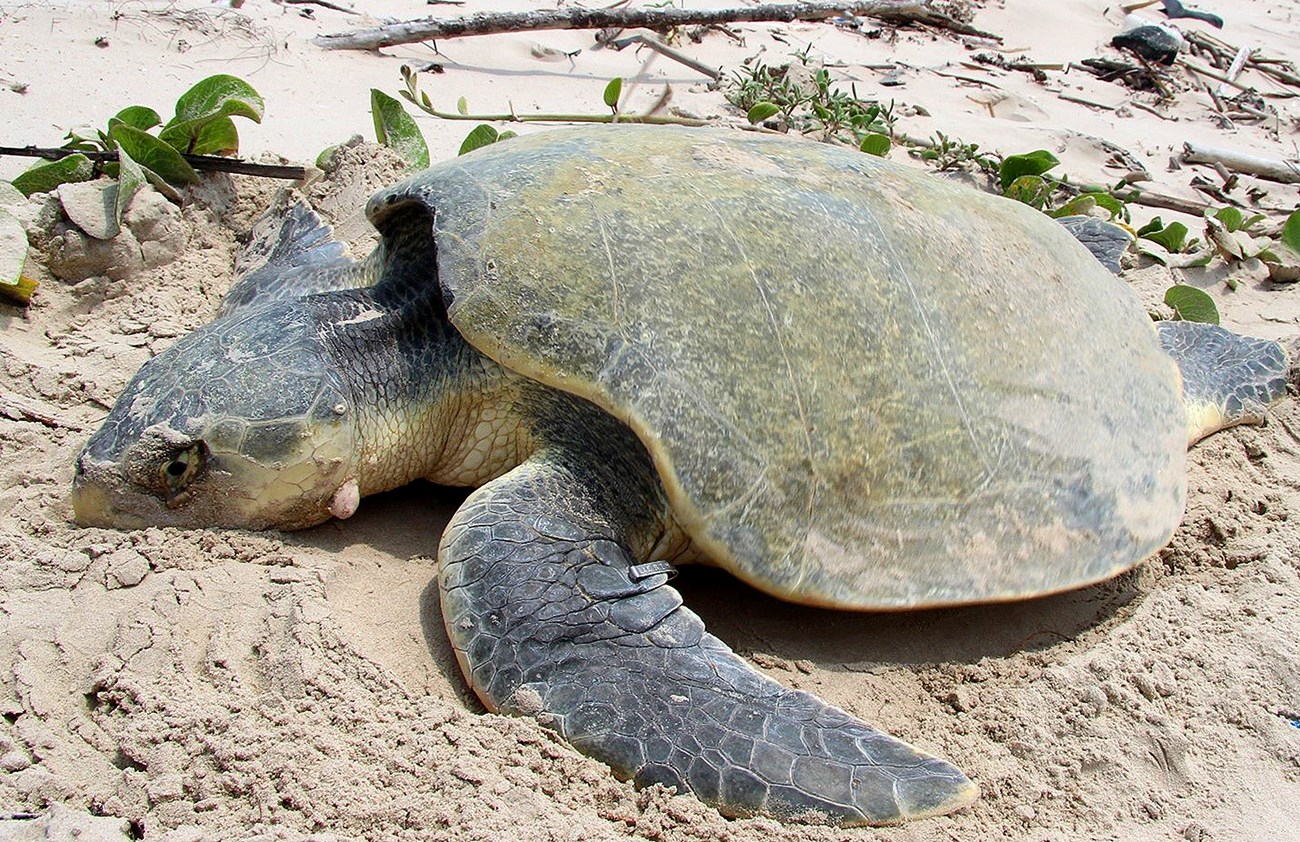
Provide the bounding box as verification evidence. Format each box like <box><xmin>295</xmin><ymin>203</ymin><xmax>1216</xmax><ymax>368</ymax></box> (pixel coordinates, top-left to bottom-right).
<box><xmin>604</xmin><ymin>33</ymin><xmax>723</xmax><ymax>81</ymax></box>
<box><xmin>314</xmin><ymin>2</ymin><xmax>998</xmax><ymax>51</ymax></box>
<box><xmin>1116</xmin><ymin>187</ymin><xmax>1210</xmax><ymax>216</ymax></box>
<box><xmin>0</xmin><ymin>147</ymin><xmax>308</xmax><ymax>181</ymax></box>
<box><xmin>1182</xmin><ymin>141</ymin><xmax>1300</xmax><ymax>184</ymax></box>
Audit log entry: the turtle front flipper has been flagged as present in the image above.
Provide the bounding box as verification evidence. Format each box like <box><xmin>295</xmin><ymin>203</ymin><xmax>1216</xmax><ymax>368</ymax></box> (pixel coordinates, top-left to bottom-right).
<box><xmin>1156</xmin><ymin>321</ymin><xmax>1294</xmax><ymax>444</ymax></box>
<box><xmin>222</xmin><ymin>197</ymin><xmax>383</xmax><ymax>316</ymax></box>
<box><xmin>438</xmin><ymin>436</ymin><xmax>977</xmax><ymax>825</ymax></box>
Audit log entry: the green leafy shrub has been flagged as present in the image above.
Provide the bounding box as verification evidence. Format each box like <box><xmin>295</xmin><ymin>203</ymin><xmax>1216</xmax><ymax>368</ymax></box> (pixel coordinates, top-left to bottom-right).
<box><xmin>11</xmin><ymin>75</ymin><xmax>263</xmax><ymax>229</ymax></box>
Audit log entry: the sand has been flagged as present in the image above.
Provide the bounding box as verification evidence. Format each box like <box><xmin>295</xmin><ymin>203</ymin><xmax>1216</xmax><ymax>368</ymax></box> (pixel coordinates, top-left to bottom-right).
<box><xmin>1</xmin><ymin>1</ymin><xmax>1299</xmax><ymax>840</ymax></box>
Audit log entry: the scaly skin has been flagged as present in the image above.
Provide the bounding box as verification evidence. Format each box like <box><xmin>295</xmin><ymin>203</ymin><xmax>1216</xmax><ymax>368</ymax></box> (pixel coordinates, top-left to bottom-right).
<box><xmin>1155</xmin><ymin>321</ymin><xmax>1293</xmax><ymax>444</ymax></box>
<box><xmin>440</xmin><ymin>396</ymin><xmax>977</xmax><ymax>823</ymax></box>
<box><xmin>70</xmin><ymin>130</ymin><xmax>1296</xmax><ymax>827</ymax></box>
<box><xmin>71</xmin><ymin>197</ymin><xmax>978</xmax><ymax>825</ymax></box>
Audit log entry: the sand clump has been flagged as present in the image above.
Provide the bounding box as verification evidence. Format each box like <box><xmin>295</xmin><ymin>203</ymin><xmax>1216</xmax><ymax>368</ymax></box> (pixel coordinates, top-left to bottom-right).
<box><xmin>1</xmin><ymin>1</ymin><xmax>1299</xmax><ymax>840</ymax></box>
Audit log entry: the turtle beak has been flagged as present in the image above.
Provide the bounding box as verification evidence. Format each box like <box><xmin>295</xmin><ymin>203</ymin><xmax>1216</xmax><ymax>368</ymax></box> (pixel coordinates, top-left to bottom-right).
<box><xmin>70</xmin><ymin>451</ymin><xmax>148</xmax><ymax>529</ymax></box>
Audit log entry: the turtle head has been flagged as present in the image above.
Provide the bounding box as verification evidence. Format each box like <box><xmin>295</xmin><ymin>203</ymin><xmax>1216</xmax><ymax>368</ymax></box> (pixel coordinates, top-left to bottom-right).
<box><xmin>72</xmin><ymin>299</ymin><xmax>360</xmax><ymax>531</ymax></box>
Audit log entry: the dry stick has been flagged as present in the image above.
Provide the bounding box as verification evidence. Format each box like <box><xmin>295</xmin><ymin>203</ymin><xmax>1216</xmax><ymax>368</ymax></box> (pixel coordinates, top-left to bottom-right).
<box><xmin>1182</xmin><ymin>141</ymin><xmax>1300</xmax><ymax>184</ymax></box>
<box><xmin>1217</xmin><ymin>45</ymin><xmax>1250</xmax><ymax>96</ymax></box>
<box><xmin>1128</xmin><ymin>99</ymin><xmax>1171</xmax><ymax>120</ymax></box>
<box><xmin>1113</xmin><ymin>187</ymin><xmax>1210</xmax><ymax>215</ymax></box>
<box><xmin>0</xmin><ymin>146</ymin><xmax>308</xmax><ymax>181</ymax></box>
<box><xmin>1252</xmin><ymin>62</ymin><xmax>1300</xmax><ymax>90</ymax></box>
<box><xmin>1186</xmin><ymin>29</ymin><xmax>1300</xmax><ymax>88</ymax></box>
<box><xmin>604</xmin><ymin>33</ymin><xmax>723</xmax><ymax>81</ymax></box>
<box><xmin>313</xmin><ymin>1</ymin><xmax>1000</xmax><ymax>51</ymax></box>
<box><xmin>1057</xmin><ymin>92</ymin><xmax>1118</xmax><ymax>110</ymax></box>
<box><xmin>282</xmin><ymin>0</ymin><xmax>360</xmax><ymax>15</ymax></box>
<box><xmin>1179</xmin><ymin>58</ymin><xmax>1257</xmax><ymax>95</ymax></box>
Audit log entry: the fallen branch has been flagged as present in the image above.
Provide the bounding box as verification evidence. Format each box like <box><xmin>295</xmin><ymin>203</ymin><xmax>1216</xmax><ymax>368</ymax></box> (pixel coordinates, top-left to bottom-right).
<box><xmin>1113</xmin><ymin>186</ymin><xmax>1210</xmax><ymax>215</ymax></box>
<box><xmin>602</xmin><ymin>32</ymin><xmax>723</xmax><ymax>81</ymax></box>
<box><xmin>283</xmin><ymin>0</ymin><xmax>360</xmax><ymax>15</ymax></box>
<box><xmin>0</xmin><ymin>146</ymin><xmax>308</xmax><ymax>181</ymax></box>
<box><xmin>1182</xmin><ymin>141</ymin><xmax>1300</xmax><ymax>184</ymax></box>
<box><xmin>314</xmin><ymin>1</ymin><xmax>999</xmax><ymax>51</ymax></box>
<box><xmin>1057</xmin><ymin>92</ymin><xmax>1118</xmax><ymax>110</ymax></box>
<box><xmin>1179</xmin><ymin>57</ymin><xmax>1256</xmax><ymax>95</ymax></box>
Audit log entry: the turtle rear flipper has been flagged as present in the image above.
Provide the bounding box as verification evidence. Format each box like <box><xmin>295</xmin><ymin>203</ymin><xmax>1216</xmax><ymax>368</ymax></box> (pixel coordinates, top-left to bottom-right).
<box><xmin>223</xmin><ymin>195</ymin><xmax>383</xmax><ymax>316</ymax></box>
<box><xmin>438</xmin><ymin>401</ymin><xmax>977</xmax><ymax>826</ymax></box>
<box><xmin>1156</xmin><ymin>321</ymin><xmax>1293</xmax><ymax>444</ymax></box>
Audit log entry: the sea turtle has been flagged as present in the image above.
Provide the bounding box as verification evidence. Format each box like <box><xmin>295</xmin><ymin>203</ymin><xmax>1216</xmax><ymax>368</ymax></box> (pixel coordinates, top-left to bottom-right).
<box><xmin>70</xmin><ymin>126</ymin><xmax>1293</xmax><ymax>826</ymax></box>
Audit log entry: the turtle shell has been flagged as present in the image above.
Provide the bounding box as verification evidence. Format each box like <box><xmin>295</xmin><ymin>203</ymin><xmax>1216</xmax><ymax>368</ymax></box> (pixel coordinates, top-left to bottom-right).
<box><xmin>369</xmin><ymin>126</ymin><xmax>1185</xmax><ymax>609</ymax></box>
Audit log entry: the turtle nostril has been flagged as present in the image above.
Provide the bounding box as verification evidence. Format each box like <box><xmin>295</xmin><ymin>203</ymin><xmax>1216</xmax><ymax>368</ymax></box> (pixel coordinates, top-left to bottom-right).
<box><xmin>74</xmin><ymin>450</ymin><xmax>92</xmax><ymax>479</ymax></box>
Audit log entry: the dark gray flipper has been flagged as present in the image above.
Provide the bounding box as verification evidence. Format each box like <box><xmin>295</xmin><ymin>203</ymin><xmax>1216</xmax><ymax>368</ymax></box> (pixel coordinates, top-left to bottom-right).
<box><xmin>1156</xmin><ymin>320</ymin><xmax>1293</xmax><ymax>444</ymax></box>
<box><xmin>222</xmin><ymin>196</ymin><xmax>382</xmax><ymax>317</ymax></box>
<box><xmin>438</xmin><ymin>405</ymin><xmax>977</xmax><ymax>826</ymax></box>
<box><xmin>1058</xmin><ymin>215</ymin><xmax>1132</xmax><ymax>274</ymax></box>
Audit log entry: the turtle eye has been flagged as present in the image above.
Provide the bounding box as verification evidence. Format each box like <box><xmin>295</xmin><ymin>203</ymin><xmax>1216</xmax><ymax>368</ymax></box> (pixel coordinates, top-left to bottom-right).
<box><xmin>160</xmin><ymin>441</ymin><xmax>208</xmax><ymax>502</ymax></box>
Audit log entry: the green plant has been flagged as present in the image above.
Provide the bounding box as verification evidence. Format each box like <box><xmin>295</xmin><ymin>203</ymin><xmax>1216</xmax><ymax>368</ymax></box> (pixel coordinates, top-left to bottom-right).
<box><xmin>1163</xmin><ymin>285</ymin><xmax>1219</xmax><ymax>324</ymax></box>
<box><xmin>371</xmin><ymin>89</ymin><xmax>430</xmax><ymax>168</ymax></box>
<box><xmin>727</xmin><ymin>60</ymin><xmax>894</xmax><ymax>150</ymax></box>
<box><xmin>11</xmin><ymin>75</ymin><xmax>263</xmax><ymax>227</ymax></box>
<box><xmin>398</xmin><ymin>65</ymin><xmax>708</xmax><ymax>129</ymax></box>
<box><xmin>1203</xmin><ymin>206</ymin><xmax>1271</xmax><ymax>263</ymax></box>
<box><xmin>913</xmin><ymin>132</ymin><xmax>998</xmax><ymax>174</ymax></box>
<box><xmin>458</xmin><ymin>124</ymin><xmax>518</xmax><ymax>156</ymax></box>
<box><xmin>1047</xmin><ymin>191</ymin><xmax>1127</xmax><ymax>221</ymax></box>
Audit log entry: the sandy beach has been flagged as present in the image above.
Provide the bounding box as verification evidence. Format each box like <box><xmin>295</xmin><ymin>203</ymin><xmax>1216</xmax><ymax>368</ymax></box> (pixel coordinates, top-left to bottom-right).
<box><xmin>1</xmin><ymin>1</ymin><xmax>1299</xmax><ymax>839</ymax></box>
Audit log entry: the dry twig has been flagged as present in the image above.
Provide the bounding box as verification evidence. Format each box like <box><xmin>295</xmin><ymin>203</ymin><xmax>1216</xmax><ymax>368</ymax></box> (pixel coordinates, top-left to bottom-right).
<box><xmin>313</xmin><ymin>2</ymin><xmax>999</xmax><ymax>51</ymax></box>
<box><xmin>1182</xmin><ymin>142</ymin><xmax>1300</xmax><ymax>184</ymax></box>
<box><xmin>0</xmin><ymin>147</ymin><xmax>307</xmax><ymax>181</ymax></box>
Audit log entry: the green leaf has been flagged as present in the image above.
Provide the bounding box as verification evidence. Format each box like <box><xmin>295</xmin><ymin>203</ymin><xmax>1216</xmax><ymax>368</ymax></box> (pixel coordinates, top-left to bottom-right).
<box><xmin>1081</xmin><ymin>192</ymin><xmax>1125</xmax><ymax>219</ymax></box>
<box><xmin>859</xmin><ymin>133</ymin><xmax>891</xmax><ymax>157</ymax></box>
<box><xmin>1049</xmin><ymin>192</ymin><xmax>1127</xmax><ymax>220</ymax></box>
<box><xmin>457</xmin><ymin>96</ymin><xmax>469</xmax><ymax>116</ymax></box>
<box><xmin>746</xmin><ymin>101</ymin><xmax>781</xmax><ymax>124</ymax></box>
<box><xmin>11</xmin><ymin>154</ymin><xmax>95</xmax><ymax>196</ymax></box>
<box><xmin>63</xmin><ymin>130</ymin><xmax>101</xmax><ymax>153</ymax></box>
<box><xmin>113</xmin><ymin>105</ymin><xmax>162</xmax><ymax>132</ymax></box>
<box><xmin>110</xmin><ymin>124</ymin><xmax>200</xmax><ymax>185</ymax></box>
<box><xmin>1049</xmin><ymin>195</ymin><xmax>1098</xmax><ymax>219</ymax></box>
<box><xmin>113</xmin><ymin>143</ymin><xmax>147</xmax><ymax>226</ymax></box>
<box><xmin>171</xmin><ymin>74</ymin><xmax>263</xmax><ymax>125</ymax></box>
<box><xmin>1281</xmin><ymin>210</ymin><xmax>1300</xmax><ymax>254</ymax></box>
<box><xmin>999</xmin><ymin>150</ymin><xmax>1059</xmax><ymax>192</ymax></box>
<box><xmin>315</xmin><ymin>145</ymin><xmax>339</xmax><ymax>170</ymax></box>
<box><xmin>1004</xmin><ymin>174</ymin><xmax>1052</xmax><ymax>210</ymax></box>
<box><xmin>1140</xmin><ymin>220</ymin><xmax>1189</xmax><ymax>253</ymax></box>
<box><xmin>603</xmin><ymin>77</ymin><xmax>623</xmax><ymax>111</ymax></box>
<box><xmin>1164</xmin><ymin>285</ymin><xmax>1220</xmax><ymax>324</ymax></box>
<box><xmin>158</xmin><ymin>74</ymin><xmax>263</xmax><ymax>154</ymax></box>
<box><xmin>0</xmin><ymin>207</ymin><xmax>26</xmax><ymax>287</ymax></box>
<box><xmin>140</xmin><ymin>168</ymin><xmax>184</xmax><ymax>205</ymax></box>
<box><xmin>370</xmin><ymin>89</ymin><xmax>430</xmax><ymax>169</ymax></box>
<box><xmin>1136</xmin><ymin>216</ymin><xmax>1165</xmax><ymax>238</ymax></box>
<box><xmin>1210</xmin><ymin>206</ymin><xmax>1245</xmax><ymax>232</ymax></box>
<box><xmin>186</xmin><ymin>115</ymin><xmax>241</xmax><ymax>157</ymax></box>
<box><xmin>459</xmin><ymin>124</ymin><xmax>500</xmax><ymax>156</ymax></box>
